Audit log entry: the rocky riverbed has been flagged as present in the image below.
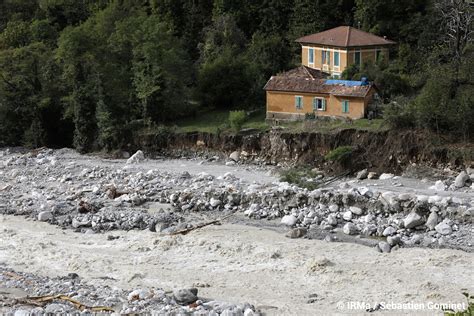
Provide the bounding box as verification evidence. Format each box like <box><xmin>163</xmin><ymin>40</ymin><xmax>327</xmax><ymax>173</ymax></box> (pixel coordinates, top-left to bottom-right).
<box><xmin>0</xmin><ymin>147</ymin><xmax>473</xmax><ymax>314</ymax></box>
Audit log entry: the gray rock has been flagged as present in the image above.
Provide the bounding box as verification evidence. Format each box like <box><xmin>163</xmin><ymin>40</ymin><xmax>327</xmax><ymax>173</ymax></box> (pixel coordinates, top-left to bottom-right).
<box><xmin>387</xmin><ymin>235</ymin><xmax>401</xmax><ymax>246</ymax></box>
<box><xmin>425</xmin><ymin>212</ymin><xmax>439</xmax><ymax>230</ymax></box>
<box><xmin>367</xmin><ymin>172</ymin><xmax>379</xmax><ymax>179</ymax></box>
<box><xmin>229</xmin><ymin>151</ymin><xmax>240</xmax><ymax>162</ymax></box>
<box><xmin>378</xmin><ymin>241</ymin><xmax>391</xmax><ymax>253</ymax></box>
<box><xmin>455</xmin><ymin>171</ymin><xmax>469</xmax><ymax>188</ymax></box>
<box><xmin>349</xmin><ymin>206</ymin><xmax>363</xmax><ymax>215</ymax></box>
<box><xmin>343</xmin><ymin>223</ymin><xmax>358</xmax><ymax>235</ymax></box>
<box><xmin>127</xmin><ymin>289</ymin><xmax>150</xmax><ymax>301</ymax></box>
<box><xmin>37</xmin><ymin>211</ymin><xmax>52</xmax><ymax>222</ymax></box>
<box><xmin>382</xmin><ymin>226</ymin><xmax>397</xmax><ymax>237</ymax></box>
<box><xmin>435</xmin><ymin>221</ymin><xmax>452</xmax><ymax>235</ymax></box>
<box><xmin>403</xmin><ymin>212</ymin><xmax>425</xmax><ymax>229</ymax></box>
<box><xmin>356</xmin><ymin>169</ymin><xmax>368</xmax><ymax>180</ymax></box>
<box><xmin>342</xmin><ymin>211</ymin><xmax>352</xmax><ymax>221</ymax></box>
<box><xmin>126</xmin><ymin>150</ymin><xmax>145</xmax><ymax>164</ymax></box>
<box><xmin>329</xmin><ymin>204</ymin><xmax>339</xmax><ymax>213</ymax></box>
<box><xmin>327</xmin><ymin>214</ymin><xmax>338</xmax><ymax>226</ymax></box>
<box><xmin>209</xmin><ymin>198</ymin><xmax>221</xmax><ymax>208</ymax></box>
<box><xmin>173</xmin><ymin>288</ymin><xmax>198</xmax><ymax>305</ymax></box>
<box><xmin>285</xmin><ymin>227</ymin><xmax>307</xmax><ymax>238</ymax></box>
<box><xmin>281</xmin><ymin>215</ymin><xmax>297</xmax><ymax>226</ymax></box>
<box><xmin>379</xmin><ymin>173</ymin><xmax>394</xmax><ymax>180</ymax></box>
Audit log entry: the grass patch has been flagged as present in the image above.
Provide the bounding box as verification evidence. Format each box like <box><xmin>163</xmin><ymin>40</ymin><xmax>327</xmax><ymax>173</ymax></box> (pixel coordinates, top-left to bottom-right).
<box><xmin>174</xmin><ymin>109</ymin><xmax>269</xmax><ymax>134</ymax></box>
<box><xmin>279</xmin><ymin>167</ymin><xmax>323</xmax><ymax>190</ymax></box>
<box><xmin>325</xmin><ymin>146</ymin><xmax>353</xmax><ymax>162</ymax></box>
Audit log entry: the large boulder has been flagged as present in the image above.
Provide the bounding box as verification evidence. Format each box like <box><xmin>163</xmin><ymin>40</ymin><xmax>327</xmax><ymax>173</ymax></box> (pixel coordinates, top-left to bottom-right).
<box><xmin>356</xmin><ymin>169</ymin><xmax>368</xmax><ymax>180</ymax></box>
<box><xmin>425</xmin><ymin>212</ymin><xmax>439</xmax><ymax>230</ymax></box>
<box><xmin>38</xmin><ymin>211</ymin><xmax>53</xmax><ymax>222</ymax></box>
<box><xmin>379</xmin><ymin>173</ymin><xmax>394</xmax><ymax>180</ymax></box>
<box><xmin>281</xmin><ymin>215</ymin><xmax>297</xmax><ymax>226</ymax></box>
<box><xmin>343</xmin><ymin>223</ymin><xmax>358</xmax><ymax>235</ymax></box>
<box><xmin>127</xmin><ymin>150</ymin><xmax>145</xmax><ymax>164</ymax></box>
<box><xmin>403</xmin><ymin>212</ymin><xmax>425</xmax><ymax>229</ymax></box>
<box><xmin>435</xmin><ymin>220</ymin><xmax>452</xmax><ymax>235</ymax></box>
<box><xmin>229</xmin><ymin>151</ymin><xmax>240</xmax><ymax>162</ymax></box>
<box><xmin>173</xmin><ymin>288</ymin><xmax>198</xmax><ymax>305</ymax></box>
<box><xmin>454</xmin><ymin>171</ymin><xmax>469</xmax><ymax>188</ymax></box>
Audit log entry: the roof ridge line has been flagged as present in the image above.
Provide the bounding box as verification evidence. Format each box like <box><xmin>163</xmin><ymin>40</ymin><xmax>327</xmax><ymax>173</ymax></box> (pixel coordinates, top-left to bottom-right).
<box><xmin>345</xmin><ymin>26</ymin><xmax>351</xmax><ymax>47</ymax></box>
<box><xmin>302</xmin><ymin>65</ymin><xmax>315</xmax><ymax>79</ymax></box>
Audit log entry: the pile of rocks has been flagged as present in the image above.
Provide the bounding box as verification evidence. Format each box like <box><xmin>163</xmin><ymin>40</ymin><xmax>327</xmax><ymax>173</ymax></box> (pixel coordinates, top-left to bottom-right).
<box><xmin>0</xmin><ymin>148</ymin><xmax>472</xmax><ymax>252</ymax></box>
<box><xmin>0</xmin><ymin>267</ymin><xmax>257</xmax><ymax>315</ymax></box>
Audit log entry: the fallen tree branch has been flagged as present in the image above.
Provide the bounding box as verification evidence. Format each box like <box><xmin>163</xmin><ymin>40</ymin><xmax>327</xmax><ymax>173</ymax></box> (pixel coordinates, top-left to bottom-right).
<box><xmin>13</xmin><ymin>295</ymin><xmax>114</xmax><ymax>312</ymax></box>
<box><xmin>168</xmin><ymin>214</ymin><xmax>234</xmax><ymax>236</ymax></box>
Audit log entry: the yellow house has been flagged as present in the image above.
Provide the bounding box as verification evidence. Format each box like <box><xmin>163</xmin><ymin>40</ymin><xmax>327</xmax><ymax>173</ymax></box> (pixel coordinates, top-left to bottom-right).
<box><xmin>264</xmin><ymin>26</ymin><xmax>394</xmax><ymax>121</ymax></box>
<box><xmin>264</xmin><ymin>66</ymin><xmax>377</xmax><ymax>120</ymax></box>
<box><xmin>296</xmin><ymin>26</ymin><xmax>395</xmax><ymax>78</ymax></box>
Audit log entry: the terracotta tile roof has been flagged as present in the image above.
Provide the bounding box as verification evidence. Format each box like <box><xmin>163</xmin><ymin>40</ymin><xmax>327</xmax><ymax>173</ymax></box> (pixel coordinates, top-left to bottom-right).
<box><xmin>296</xmin><ymin>26</ymin><xmax>396</xmax><ymax>47</ymax></box>
<box><xmin>277</xmin><ymin>65</ymin><xmax>329</xmax><ymax>79</ymax></box>
<box><xmin>263</xmin><ymin>66</ymin><xmax>373</xmax><ymax>98</ymax></box>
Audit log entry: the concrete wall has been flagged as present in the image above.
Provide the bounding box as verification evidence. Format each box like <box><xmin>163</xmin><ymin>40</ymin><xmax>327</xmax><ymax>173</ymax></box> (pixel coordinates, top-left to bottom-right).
<box><xmin>266</xmin><ymin>91</ymin><xmax>368</xmax><ymax>120</ymax></box>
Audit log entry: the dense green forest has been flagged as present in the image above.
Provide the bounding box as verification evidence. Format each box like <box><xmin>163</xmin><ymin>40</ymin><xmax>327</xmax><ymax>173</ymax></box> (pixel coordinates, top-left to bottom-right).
<box><xmin>0</xmin><ymin>0</ymin><xmax>472</xmax><ymax>151</ymax></box>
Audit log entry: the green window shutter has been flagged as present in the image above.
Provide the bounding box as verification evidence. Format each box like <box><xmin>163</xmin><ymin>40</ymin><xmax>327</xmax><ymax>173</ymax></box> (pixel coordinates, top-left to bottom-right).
<box><xmin>295</xmin><ymin>96</ymin><xmax>303</xmax><ymax>109</ymax></box>
<box><xmin>312</xmin><ymin>98</ymin><xmax>317</xmax><ymax>110</ymax></box>
<box><xmin>322</xmin><ymin>99</ymin><xmax>327</xmax><ymax>111</ymax></box>
<box><xmin>334</xmin><ymin>52</ymin><xmax>339</xmax><ymax>66</ymax></box>
<box><xmin>342</xmin><ymin>100</ymin><xmax>349</xmax><ymax>113</ymax></box>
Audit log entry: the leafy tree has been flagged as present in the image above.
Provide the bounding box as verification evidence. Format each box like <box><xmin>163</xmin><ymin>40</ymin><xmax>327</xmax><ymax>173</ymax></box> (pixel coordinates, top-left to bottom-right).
<box><xmin>197</xmin><ymin>49</ymin><xmax>254</xmax><ymax>109</ymax></box>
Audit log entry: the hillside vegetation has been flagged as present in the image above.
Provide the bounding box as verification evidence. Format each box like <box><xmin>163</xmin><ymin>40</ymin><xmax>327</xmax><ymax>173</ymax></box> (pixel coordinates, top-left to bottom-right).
<box><xmin>0</xmin><ymin>0</ymin><xmax>472</xmax><ymax>152</ymax></box>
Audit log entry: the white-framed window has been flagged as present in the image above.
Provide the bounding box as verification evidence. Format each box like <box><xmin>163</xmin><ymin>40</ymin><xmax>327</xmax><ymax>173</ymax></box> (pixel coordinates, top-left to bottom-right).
<box><xmin>342</xmin><ymin>100</ymin><xmax>350</xmax><ymax>113</ymax></box>
<box><xmin>313</xmin><ymin>97</ymin><xmax>326</xmax><ymax>111</ymax></box>
<box><xmin>295</xmin><ymin>96</ymin><xmax>303</xmax><ymax>110</ymax></box>
<box><xmin>322</xmin><ymin>50</ymin><xmax>330</xmax><ymax>65</ymax></box>
<box><xmin>334</xmin><ymin>51</ymin><xmax>340</xmax><ymax>67</ymax></box>
<box><xmin>308</xmin><ymin>48</ymin><xmax>314</xmax><ymax>64</ymax></box>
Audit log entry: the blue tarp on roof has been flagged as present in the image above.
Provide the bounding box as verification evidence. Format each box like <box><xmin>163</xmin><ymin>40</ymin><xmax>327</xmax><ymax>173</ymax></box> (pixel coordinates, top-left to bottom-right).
<box><xmin>324</xmin><ymin>79</ymin><xmax>368</xmax><ymax>86</ymax></box>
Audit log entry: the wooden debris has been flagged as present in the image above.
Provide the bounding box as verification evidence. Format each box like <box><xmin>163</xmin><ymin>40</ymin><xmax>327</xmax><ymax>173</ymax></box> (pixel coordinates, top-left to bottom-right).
<box><xmin>0</xmin><ymin>184</ymin><xmax>12</xmax><ymax>191</ymax></box>
<box><xmin>78</xmin><ymin>200</ymin><xmax>97</xmax><ymax>213</ymax></box>
<box><xmin>106</xmin><ymin>186</ymin><xmax>128</xmax><ymax>199</ymax></box>
<box><xmin>169</xmin><ymin>214</ymin><xmax>234</xmax><ymax>236</ymax></box>
<box><xmin>13</xmin><ymin>295</ymin><xmax>114</xmax><ymax>312</ymax></box>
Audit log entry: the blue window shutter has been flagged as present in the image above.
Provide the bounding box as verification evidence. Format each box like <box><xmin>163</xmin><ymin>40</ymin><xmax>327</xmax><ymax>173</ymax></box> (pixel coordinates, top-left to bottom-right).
<box><xmin>309</xmin><ymin>48</ymin><xmax>314</xmax><ymax>63</ymax></box>
<box><xmin>334</xmin><ymin>52</ymin><xmax>339</xmax><ymax>66</ymax></box>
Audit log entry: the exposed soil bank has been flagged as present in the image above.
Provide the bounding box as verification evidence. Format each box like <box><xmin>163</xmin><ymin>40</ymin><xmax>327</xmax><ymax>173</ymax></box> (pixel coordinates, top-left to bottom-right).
<box><xmin>134</xmin><ymin>129</ymin><xmax>474</xmax><ymax>173</ymax></box>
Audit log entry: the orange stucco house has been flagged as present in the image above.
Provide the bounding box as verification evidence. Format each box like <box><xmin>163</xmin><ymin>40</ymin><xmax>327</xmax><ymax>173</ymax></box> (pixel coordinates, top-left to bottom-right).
<box><xmin>264</xmin><ymin>26</ymin><xmax>396</xmax><ymax>121</ymax></box>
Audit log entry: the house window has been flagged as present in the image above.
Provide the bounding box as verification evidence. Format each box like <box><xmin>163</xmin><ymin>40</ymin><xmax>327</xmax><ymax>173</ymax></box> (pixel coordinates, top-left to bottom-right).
<box><xmin>342</xmin><ymin>100</ymin><xmax>350</xmax><ymax>113</ymax></box>
<box><xmin>355</xmin><ymin>51</ymin><xmax>361</xmax><ymax>65</ymax></box>
<box><xmin>334</xmin><ymin>51</ymin><xmax>340</xmax><ymax>67</ymax></box>
<box><xmin>376</xmin><ymin>49</ymin><xmax>382</xmax><ymax>62</ymax></box>
<box><xmin>309</xmin><ymin>48</ymin><xmax>314</xmax><ymax>64</ymax></box>
<box><xmin>313</xmin><ymin>98</ymin><xmax>326</xmax><ymax>111</ymax></box>
<box><xmin>295</xmin><ymin>96</ymin><xmax>303</xmax><ymax>109</ymax></box>
<box><xmin>322</xmin><ymin>50</ymin><xmax>330</xmax><ymax>65</ymax></box>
